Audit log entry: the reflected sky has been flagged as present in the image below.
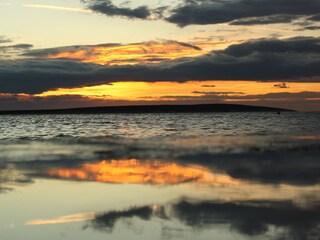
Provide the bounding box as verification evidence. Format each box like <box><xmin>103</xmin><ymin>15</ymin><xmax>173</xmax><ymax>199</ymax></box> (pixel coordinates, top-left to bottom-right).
<box><xmin>1</xmin><ymin>150</ymin><xmax>319</xmax><ymax>239</ymax></box>
<box><xmin>1</xmin><ymin>114</ymin><xmax>320</xmax><ymax>239</ymax></box>
<box><xmin>88</xmin><ymin>198</ymin><xmax>320</xmax><ymax>239</ymax></box>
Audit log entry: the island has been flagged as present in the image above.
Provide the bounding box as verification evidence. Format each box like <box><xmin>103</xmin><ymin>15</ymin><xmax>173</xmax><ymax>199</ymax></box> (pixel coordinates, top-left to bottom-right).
<box><xmin>0</xmin><ymin>104</ymin><xmax>295</xmax><ymax>115</ymax></box>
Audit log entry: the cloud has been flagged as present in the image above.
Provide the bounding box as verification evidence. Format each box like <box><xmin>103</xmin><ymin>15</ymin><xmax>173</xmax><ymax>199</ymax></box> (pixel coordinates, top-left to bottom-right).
<box><xmin>1</xmin><ymin>37</ymin><xmax>320</xmax><ymax>94</ymax></box>
<box><xmin>192</xmin><ymin>91</ymin><xmax>245</xmax><ymax>95</ymax></box>
<box><xmin>81</xmin><ymin>0</ymin><xmax>320</xmax><ymax>27</ymax></box>
<box><xmin>24</xmin><ymin>41</ymin><xmax>202</xmax><ymax>65</ymax></box>
<box><xmin>0</xmin><ymin>59</ymin><xmax>104</xmax><ymax>94</ymax></box>
<box><xmin>222</xmin><ymin>37</ymin><xmax>320</xmax><ymax>56</ymax></box>
<box><xmin>274</xmin><ymin>82</ymin><xmax>289</xmax><ymax>88</ymax></box>
<box><xmin>81</xmin><ymin>0</ymin><xmax>152</xmax><ymax>19</ymax></box>
<box><xmin>174</xmin><ymin>41</ymin><xmax>202</xmax><ymax>51</ymax></box>
<box><xmin>0</xmin><ymin>43</ymin><xmax>34</xmax><ymax>60</ymax></box>
<box><xmin>23</xmin><ymin>4</ymin><xmax>91</xmax><ymax>14</ymax></box>
<box><xmin>166</xmin><ymin>0</ymin><xmax>320</xmax><ymax>27</ymax></box>
<box><xmin>24</xmin><ymin>43</ymin><xmax>120</xmax><ymax>58</ymax></box>
<box><xmin>182</xmin><ymin>91</ymin><xmax>320</xmax><ymax>100</ymax></box>
<box><xmin>0</xmin><ymin>36</ymin><xmax>12</xmax><ymax>44</ymax></box>
<box><xmin>0</xmin><ymin>44</ymin><xmax>33</xmax><ymax>50</ymax></box>
<box><xmin>230</xmin><ymin>14</ymin><xmax>298</xmax><ymax>25</ymax></box>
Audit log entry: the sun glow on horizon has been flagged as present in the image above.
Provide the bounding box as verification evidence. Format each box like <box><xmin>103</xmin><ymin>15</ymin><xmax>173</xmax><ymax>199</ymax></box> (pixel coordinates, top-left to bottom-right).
<box><xmin>36</xmin><ymin>81</ymin><xmax>320</xmax><ymax>101</ymax></box>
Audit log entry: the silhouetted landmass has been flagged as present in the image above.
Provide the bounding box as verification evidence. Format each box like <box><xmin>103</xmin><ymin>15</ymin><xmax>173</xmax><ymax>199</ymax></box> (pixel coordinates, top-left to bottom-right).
<box><xmin>0</xmin><ymin>104</ymin><xmax>295</xmax><ymax>115</ymax></box>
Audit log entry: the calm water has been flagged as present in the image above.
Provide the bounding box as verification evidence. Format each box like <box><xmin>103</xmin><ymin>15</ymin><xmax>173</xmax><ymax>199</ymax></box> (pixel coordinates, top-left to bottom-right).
<box><xmin>0</xmin><ymin>112</ymin><xmax>320</xmax><ymax>240</ymax></box>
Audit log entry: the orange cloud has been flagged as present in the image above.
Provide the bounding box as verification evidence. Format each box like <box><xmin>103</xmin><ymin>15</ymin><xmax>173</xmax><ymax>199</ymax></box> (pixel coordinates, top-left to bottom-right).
<box><xmin>44</xmin><ymin>41</ymin><xmax>207</xmax><ymax>65</ymax></box>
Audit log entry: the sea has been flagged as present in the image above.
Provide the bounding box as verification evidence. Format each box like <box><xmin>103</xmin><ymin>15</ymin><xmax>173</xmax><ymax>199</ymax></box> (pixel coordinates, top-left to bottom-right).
<box><xmin>0</xmin><ymin>112</ymin><xmax>320</xmax><ymax>240</ymax></box>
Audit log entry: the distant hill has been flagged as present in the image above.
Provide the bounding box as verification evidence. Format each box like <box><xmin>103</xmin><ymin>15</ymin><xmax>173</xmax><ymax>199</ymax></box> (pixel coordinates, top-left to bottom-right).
<box><xmin>0</xmin><ymin>104</ymin><xmax>295</xmax><ymax>115</ymax></box>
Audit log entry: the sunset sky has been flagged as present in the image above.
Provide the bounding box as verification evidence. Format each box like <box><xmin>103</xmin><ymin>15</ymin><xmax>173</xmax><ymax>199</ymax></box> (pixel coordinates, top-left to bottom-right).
<box><xmin>0</xmin><ymin>0</ymin><xmax>320</xmax><ymax>111</ymax></box>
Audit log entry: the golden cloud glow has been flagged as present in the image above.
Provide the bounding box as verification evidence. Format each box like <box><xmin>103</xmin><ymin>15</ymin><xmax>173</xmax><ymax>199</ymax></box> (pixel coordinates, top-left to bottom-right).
<box><xmin>37</xmin><ymin>81</ymin><xmax>320</xmax><ymax>101</ymax></box>
<box><xmin>44</xmin><ymin>41</ymin><xmax>208</xmax><ymax>65</ymax></box>
<box><xmin>47</xmin><ymin>159</ymin><xmax>241</xmax><ymax>185</ymax></box>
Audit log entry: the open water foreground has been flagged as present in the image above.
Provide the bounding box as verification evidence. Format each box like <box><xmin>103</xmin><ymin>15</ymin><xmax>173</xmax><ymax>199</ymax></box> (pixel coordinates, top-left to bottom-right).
<box><xmin>0</xmin><ymin>112</ymin><xmax>320</xmax><ymax>240</ymax></box>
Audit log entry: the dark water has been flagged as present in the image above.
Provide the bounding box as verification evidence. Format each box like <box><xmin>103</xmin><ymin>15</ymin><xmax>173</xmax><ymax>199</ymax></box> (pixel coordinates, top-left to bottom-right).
<box><xmin>0</xmin><ymin>112</ymin><xmax>320</xmax><ymax>240</ymax></box>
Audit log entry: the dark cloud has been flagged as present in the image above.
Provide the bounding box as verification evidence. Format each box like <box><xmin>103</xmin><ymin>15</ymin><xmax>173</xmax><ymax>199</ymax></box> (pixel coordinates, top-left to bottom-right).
<box><xmin>0</xmin><ymin>59</ymin><xmax>105</xmax><ymax>94</ymax></box>
<box><xmin>274</xmin><ymin>82</ymin><xmax>289</xmax><ymax>88</ymax></box>
<box><xmin>81</xmin><ymin>0</ymin><xmax>320</xmax><ymax>27</ymax></box>
<box><xmin>166</xmin><ymin>0</ymin><xmax>320</xmax><ymax>27</ymax></box>
<box><xmin>192</xmin><ymin>91</ymin><xmax>245</xmax><ymax>95</ymax></box>
<box><xmin>174</xmin><ymin>41</ymin><xmax>202</xmax><ymax>51</ymax></box>
<box><xmin>82</xmin><ymin>0</ymin><xmax>152</xmax><ymax>19</ymax></box>
<box><xmin>230</xmin><ymin>14</ymin><xmax>298</xmax><ymax>25</ymax></box>
<box><xmin>88</xmin><ymin>198</ymin><xmax>320</xmax><ymax>239</ymax></box>
<box><xmin>223</xmin><ymin>37</ymin><xmax>320</xmax><ymax>56</ymax></box>
<box><xmin>1</xmin><ymin>37</ymin><xmax>320</xmax><ymax>94</ymax></box>
<box><xmin>24</xmin><ymin>43</ymin><xmax>120</xmax><ymax>58</ymax></box>
<box><xmin>1</xmin><ymin>44</ymin><xmax>33</xmax><ymax>49</ymax></box>
<box><xmin>0</xmin><ymin>43</ymin><xmax>34</xmax><ymax>60</ymax></box>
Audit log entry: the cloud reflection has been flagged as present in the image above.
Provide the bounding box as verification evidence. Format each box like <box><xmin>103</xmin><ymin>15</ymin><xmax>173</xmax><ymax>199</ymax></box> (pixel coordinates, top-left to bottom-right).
<box><xmin>1</xmin><ymin>135</ymin><xmax>319</xmax><ymax>194</ymax></box>
<box><xmin>46</xmin><ymin>159</ymin><xmax>241</xmax><ymax>185</ymax></box>
<box><xmin>88</xmin><ymin>198</ymin><xmax>320</xmax><ymax>239</ymax></box>
<box><xmin>25</xmin><ymin>212</ymin><xmax>95</xmax><ymax>225</ymax></box>
<box><xmin>179</xmin><ymin>150</ymin><xmax>320</xmax><ymax>186</ymax></box>
<box><xmin>0</xmin><ymin>165</ymin><xmax>33</xmax><ymax>193</ymax></box>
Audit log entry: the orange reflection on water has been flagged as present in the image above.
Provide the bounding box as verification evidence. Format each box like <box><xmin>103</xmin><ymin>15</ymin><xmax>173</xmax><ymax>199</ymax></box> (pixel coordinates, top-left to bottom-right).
<box><xmin>25</xmin><ymin>212</ymin><xmax>95</xmax><ymax>225</ymax></box>
<box><xmin>47</xmin><ymin>159</ymin><xmax>240</xmax><ymax>185</ymax></box>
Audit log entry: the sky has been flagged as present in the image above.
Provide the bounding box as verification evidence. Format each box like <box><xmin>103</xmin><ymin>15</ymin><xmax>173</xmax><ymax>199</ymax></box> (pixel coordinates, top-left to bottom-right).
<box><xmin>0</xmin><ymin>0</ymin><xmax>320</xmax><ymax>111</ymax></box>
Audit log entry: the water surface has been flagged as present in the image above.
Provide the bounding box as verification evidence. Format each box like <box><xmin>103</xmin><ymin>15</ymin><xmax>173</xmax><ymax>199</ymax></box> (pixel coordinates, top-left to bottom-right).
<box><xmin>1</xmin><ymin>112</ymin><xmax>320</xmax><ymax>240</ymax></box>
